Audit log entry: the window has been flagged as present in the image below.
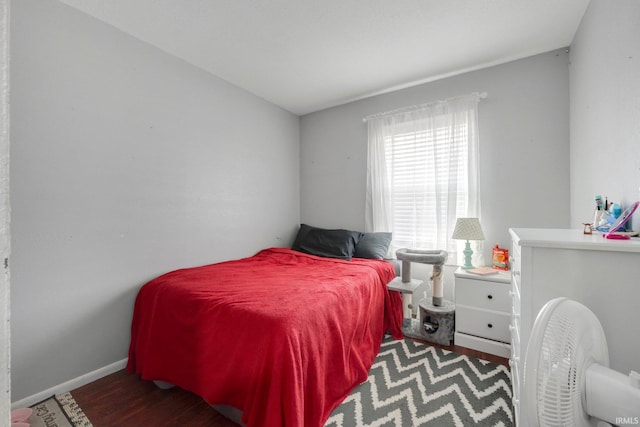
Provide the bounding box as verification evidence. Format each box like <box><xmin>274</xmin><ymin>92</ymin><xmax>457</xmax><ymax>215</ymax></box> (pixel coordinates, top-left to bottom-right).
<box><xmin>365</xmin><ymin>93</ymin><xmax>482</xmax><ymax>265</ymax></box>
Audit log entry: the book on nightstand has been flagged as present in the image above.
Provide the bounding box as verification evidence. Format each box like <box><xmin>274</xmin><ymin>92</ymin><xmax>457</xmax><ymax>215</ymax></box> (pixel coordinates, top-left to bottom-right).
<box><xmin>465</xmin><ymin>267</ymin><xmax>499</xmax><ymax>275</ymax></box>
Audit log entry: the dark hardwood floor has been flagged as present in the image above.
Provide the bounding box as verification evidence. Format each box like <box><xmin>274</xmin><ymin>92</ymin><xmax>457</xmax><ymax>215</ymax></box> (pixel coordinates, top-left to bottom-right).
<box><xmin>428</xmin><ymin>339</ymin><xmax>510</xmax><ymax>367</ymax></box>
<box><xmin>71</xmin><ymin>340</ymin><xmax>509</xmax><ymax>427</ymax></box>
<box><xmin>71</xmin><ymin>369</ymin><xmax>236</xmax><ymax>427</ymax></box>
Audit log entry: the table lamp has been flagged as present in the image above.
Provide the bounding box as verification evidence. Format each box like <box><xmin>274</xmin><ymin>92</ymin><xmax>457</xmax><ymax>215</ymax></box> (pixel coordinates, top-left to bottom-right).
<box><xmin>452</xmin><ymin>217</ymin><xmax>485</xmax><ymax>269</ymax></box>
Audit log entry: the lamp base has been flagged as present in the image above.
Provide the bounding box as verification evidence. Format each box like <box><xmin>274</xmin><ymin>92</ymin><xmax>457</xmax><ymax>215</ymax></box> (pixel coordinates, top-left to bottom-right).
<box><xmin>461</xmin><ymin>240</ymin><xmax>474</xmax><ymax>269</ymax></box>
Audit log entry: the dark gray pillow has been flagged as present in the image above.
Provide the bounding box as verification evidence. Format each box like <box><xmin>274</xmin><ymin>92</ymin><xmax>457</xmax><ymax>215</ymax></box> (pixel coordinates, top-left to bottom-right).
<box><xmin>354</xmin><ymin>232</ymin><xmax>393</xmax><ymax>260</ymax></box>
<box><xmin>291</xmin><ymin>223</ymin><xmax>314</xmax><ymax>249</ymax></box>
<box><xmin>291</xmin><ymin>224</ymin><xmax>363</xmax><ymax>260</ymax></box>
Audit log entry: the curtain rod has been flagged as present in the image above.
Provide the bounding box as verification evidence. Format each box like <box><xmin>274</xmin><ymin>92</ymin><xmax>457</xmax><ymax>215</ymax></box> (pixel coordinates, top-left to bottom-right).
<box><xmin>362</xmin><ymin>91</ymin><xmax>488</xmax><ymax>123</ymax></box>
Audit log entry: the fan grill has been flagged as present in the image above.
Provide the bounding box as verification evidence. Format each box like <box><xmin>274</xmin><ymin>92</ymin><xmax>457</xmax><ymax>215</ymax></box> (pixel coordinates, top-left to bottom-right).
<box><xmin>532</xmin><ymin>299</ymin><xmax>608</xmax><ymax>426</ymax></box>
<box><xmin>536</xmin><ymin>306</ymin><xmax>583</xmax><ymax>425</ymax></box>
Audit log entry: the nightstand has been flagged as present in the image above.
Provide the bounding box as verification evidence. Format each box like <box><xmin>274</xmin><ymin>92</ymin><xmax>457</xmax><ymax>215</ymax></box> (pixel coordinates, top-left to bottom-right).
<box><xmin>454</xmin><ymin>267</ymin><xmax>511</xmax><ymax>358</ymax></box>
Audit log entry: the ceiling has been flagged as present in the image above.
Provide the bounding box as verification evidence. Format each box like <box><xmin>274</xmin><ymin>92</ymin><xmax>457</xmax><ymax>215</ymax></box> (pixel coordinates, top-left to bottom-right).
<box><xmin>59</xmin><ymin>0</ymin><xmax>590</xmax><ymax>115</ymax></box>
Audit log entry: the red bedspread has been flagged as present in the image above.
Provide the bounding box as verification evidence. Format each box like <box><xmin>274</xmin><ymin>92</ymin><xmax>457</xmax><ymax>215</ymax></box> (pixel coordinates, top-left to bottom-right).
<box><xmin>127</xmin><ymin>247</ymin><xmax>402</xmax><ymax>427</ymax></box>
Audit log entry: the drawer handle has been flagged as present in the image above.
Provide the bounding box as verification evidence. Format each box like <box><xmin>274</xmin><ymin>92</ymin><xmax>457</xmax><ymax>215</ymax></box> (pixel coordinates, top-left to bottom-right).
<box><xmin>487</xmin><ymin>323</ymin><xmax>493</xmax><ymax>328</ymax></box>
<box><xmin>487</xmin><ymin>294</ymin><xmax>493</xmax><ymax>300</ymax></box>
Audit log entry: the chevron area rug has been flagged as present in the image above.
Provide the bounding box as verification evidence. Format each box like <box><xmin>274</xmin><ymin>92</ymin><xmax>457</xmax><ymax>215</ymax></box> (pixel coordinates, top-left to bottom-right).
<box><xmin>326</xmin><ymin>336</ymin><xmax>513</xmax><ymax>427</ymax></box>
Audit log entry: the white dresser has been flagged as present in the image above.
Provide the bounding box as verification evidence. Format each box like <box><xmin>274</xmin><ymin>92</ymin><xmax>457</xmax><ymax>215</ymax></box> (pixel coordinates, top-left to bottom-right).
<box><xmin>454</xmin><ymin>268</ymin><xmax>511</xmax><ymax>358</ymax></box>
<box><xmin>509</xmin><ymin>228</ymin><xmax>640</xmax><ymax>427</ymax></box>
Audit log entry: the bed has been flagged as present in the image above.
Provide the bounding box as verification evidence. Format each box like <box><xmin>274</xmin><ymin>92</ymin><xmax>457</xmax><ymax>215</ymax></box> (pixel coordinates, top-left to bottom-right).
<box><xmin>126</xmin><ymin>226</ymin><xmax>403</xmax><ymax>427</ymax></box>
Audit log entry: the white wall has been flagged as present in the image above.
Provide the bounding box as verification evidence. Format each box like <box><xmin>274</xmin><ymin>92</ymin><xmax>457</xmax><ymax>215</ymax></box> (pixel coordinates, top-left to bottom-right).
<box><xmin>570</xmin><ymin>0</ymin><xmax>640</xmax><ymax>228</ymax></box>
<box><xmin>300</xmin><ymin>50</ymin><xmax>571</xmax><ymax>297</ymax></box>
<box><xmin>10</xmin><ymin>0</ymin><xmax>300</xmax><ymax>402</ymax></box>
<box><xmin>1</xmin><ymin>0</ymin><xmax>10</xmax><ymax>423</ymax></box>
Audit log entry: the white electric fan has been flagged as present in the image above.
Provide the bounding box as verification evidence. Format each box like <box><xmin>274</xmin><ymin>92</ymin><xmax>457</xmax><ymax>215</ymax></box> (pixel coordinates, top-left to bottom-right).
<box><xmin>524</xmin><ymin>297</ymin><xmax>640</xmax><ymax>426</ymax></box>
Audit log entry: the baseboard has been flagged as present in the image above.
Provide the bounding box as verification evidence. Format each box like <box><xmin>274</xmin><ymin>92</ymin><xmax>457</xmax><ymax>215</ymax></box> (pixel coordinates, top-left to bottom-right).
<box><xmin>11</xmin><ymin>358</ymin><xmax>128</xmax><ymax>409</ymax></box>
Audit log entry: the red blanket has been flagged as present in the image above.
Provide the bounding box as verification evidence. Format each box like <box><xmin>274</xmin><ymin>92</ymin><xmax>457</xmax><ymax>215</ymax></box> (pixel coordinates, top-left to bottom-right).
<box><xmin>127</xmin><ymin>247</ymin><xmax>402</xmax><ymax>427</ymax></box>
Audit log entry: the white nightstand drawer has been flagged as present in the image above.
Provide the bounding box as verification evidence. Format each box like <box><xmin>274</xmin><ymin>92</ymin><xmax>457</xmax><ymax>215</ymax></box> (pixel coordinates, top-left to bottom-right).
<box><xmin>455</xmin><ymin>277</ymin><xmax>511</xmax><ymax>312</ymax></box>
<box><xmin>454</xmin><ymin>332</ymin><xmax>511</xmax><ymax>358</ymax></box>
<box><xmin>456</xmin><ymin>306</ymin><xmax>511</xmax><ymax>342</ymax></box>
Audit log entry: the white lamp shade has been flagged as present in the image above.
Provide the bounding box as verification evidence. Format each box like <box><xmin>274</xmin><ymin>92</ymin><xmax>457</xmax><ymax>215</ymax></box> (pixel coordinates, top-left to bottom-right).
<box><xmin>452</xmin><ymin>217</ymin><xmax>485</xmax><ymax>241</ymax></box>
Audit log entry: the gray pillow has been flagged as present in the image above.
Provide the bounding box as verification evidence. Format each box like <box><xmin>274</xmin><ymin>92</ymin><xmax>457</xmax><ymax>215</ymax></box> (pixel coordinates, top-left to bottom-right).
<box><xmin>354</xmin><ymin>232</ymin><xmax>393</xmax><ymax>260</ymax></box>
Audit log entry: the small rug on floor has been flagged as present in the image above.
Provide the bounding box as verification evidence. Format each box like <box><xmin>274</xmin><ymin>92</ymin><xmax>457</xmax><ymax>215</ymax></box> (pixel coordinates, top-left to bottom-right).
<box><xmin>326</xmin><ymin>336</ymin><xmax>514</xmax><ymax>427</ymax></box>
<box><xmin>29</xmin><ymin>392</ymin><xmax>93</xmax><ymax>427</ymax></box>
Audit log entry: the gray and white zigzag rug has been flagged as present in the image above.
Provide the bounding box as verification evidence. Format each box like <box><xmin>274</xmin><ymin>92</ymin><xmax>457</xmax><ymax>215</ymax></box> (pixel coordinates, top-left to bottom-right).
<box><xmin>326</xmin><ymin>336</ymin><xmax>513</xmax><ymax>426</ymax></box>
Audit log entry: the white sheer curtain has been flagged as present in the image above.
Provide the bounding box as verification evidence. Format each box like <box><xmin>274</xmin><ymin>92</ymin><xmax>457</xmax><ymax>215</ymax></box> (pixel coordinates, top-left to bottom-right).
<box><xmin>365</xmin><ymin>93</ymin><xmax>482</xmax><ymax>265</ymax></box>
